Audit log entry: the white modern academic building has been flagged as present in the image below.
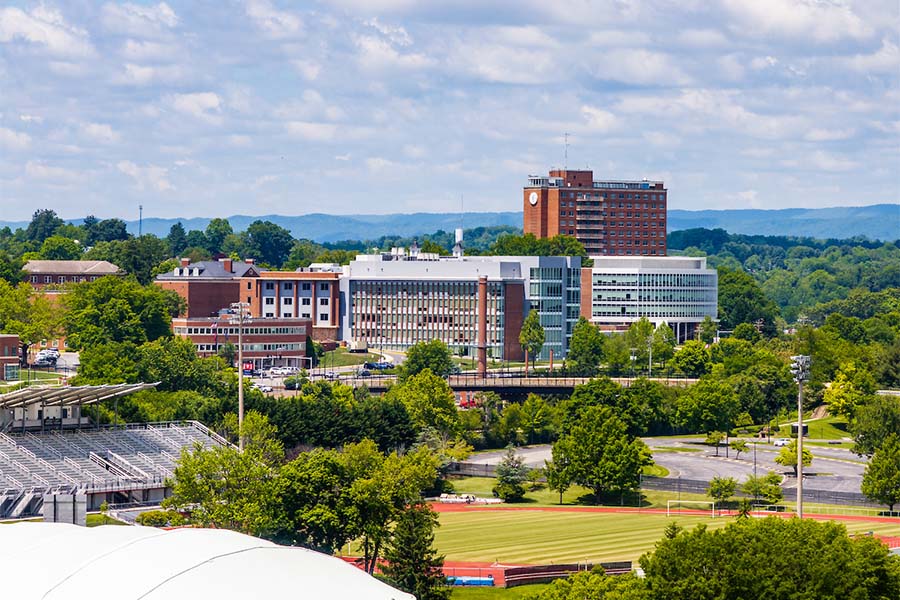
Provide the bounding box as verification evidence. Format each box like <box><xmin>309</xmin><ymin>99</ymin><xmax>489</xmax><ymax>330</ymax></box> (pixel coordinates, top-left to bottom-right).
<box><xmin>581</xmin><ymin>256</ymin><xmax>718</xmax><ymax>342</ymax></box>
<box><xmin>339</xmin><ymin>242</ymin><xmax>581</xmax><ymax>361</ymax></box>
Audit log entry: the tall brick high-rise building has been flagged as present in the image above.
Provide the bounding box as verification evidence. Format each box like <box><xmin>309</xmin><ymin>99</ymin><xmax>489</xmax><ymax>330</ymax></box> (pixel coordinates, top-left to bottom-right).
<box><xmin>523</xmin><ymin>169</ymin><xmax>667</xmax><ymax>256</ymax></box>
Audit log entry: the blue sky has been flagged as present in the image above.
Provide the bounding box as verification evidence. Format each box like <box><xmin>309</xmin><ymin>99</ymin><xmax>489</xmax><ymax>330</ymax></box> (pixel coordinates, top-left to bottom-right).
<box><xmin>0</xmin><ymin>0</ymin><xmax>898</xmax><ymax>221</ymax></box>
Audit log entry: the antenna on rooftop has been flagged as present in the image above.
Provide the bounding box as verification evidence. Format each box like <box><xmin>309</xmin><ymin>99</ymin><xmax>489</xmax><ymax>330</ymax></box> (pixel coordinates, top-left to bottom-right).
<box><xmin>564</xmin><ymin>132</ymin><xmax>570</xmax><ymax>170</ymax></box>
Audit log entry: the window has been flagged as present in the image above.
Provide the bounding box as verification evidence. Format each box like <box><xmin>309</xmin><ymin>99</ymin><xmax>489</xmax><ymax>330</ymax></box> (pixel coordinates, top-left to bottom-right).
<box><xmin>247</xmin><ymin>281</ymin><xmax>251</xmax><ymax>290</ymax></box>
<box><xmin>302</xmin><ymin>283</ymin><xmax>311</xmax><ymax>291</ymax></box>
<box><xmin>319</xmin><ymin>313</ymin><xmax>328</xmax><ymax>321</ymax></box>
<box><xmin>284</xmin><ymin>297</ymin><xmax>293</xmax><ymax>305</ymax></box>
<box><xmin>30</xmin><ymin>276</ymin><xmax>37</xmax><ymax>283</ymax></box>
<box><xmin>282</xmin><ymin>312</ymin><xmax>292</xmax><ymax>318</ymax></box>
<box><xmin>265</xmin><ymin>298</ymin><xmax>274</xmax><ymax>305</ymax></box>
<box><xmin>302</xmin><ymin>298</ymin><xmax>310</xmax><ymax>305</ymax></box>
<box><xmin>302</xmin><ymin>313</ymin><xmax>310</xmax><ymax>318</ymax></box>
<box><xmin>265</xmin><ymin>282</ymin><xmax>274</xmax><ymax>290</ymax></box>
<box><xmin>319</xmin><ymin>283</ymin><xmax>328</xmax><ymax>291</ymax></box>
<box><xmin>265</xmin><ymin>312</ymin><xmax>274</xmax><ymax>318</ymax></box>
<box><xmin>284</xmin><ymin>282</ymin><xmax>293</xmax><ymax>290</ymax></box>
<box><xmin>319</xmin><ymin>298</ymin><xmax>328</xmax><ymax>306</ymax></box>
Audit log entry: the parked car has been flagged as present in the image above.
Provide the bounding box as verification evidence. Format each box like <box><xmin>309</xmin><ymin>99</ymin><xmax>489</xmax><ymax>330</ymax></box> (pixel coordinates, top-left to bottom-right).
<box><xmin>356</xmin><ymin>369</ymin><xmax>371</xmax><ymax>378</ymax></box>
<box><xmin>38</xmin><ymin>348</ymin><xmax>60</xmax><ymax>359</ymax></box>
<box><xmin>268</xmin><ymin>367</ymin><xmax>287</xmax><ymax>377</ymax></box>
<box><xmin>32</xmin><ymin>357</ymin><xmax>57</xmax><ymax>368</ymax></box>
<box><xmin>774</xmin><ymin>438</ymin><xmax>790</xmax><ymax>447</ymax></box>
<box><xmin>257</xmin><ymin>385</ymin><xmax>274</xmax><ymax>393</ymax></box>
<box><xmin>324</xmin><ymin>371</ymin><xmax>339</xmax><ymax>381</ymax></box>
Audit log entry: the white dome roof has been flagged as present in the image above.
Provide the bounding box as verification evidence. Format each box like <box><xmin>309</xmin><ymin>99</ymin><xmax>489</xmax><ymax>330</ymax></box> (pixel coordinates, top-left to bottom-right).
<box><xmin>0</xmin><ymin>522</ymin><xmax>415</xmax><ymax>600</ymax></box>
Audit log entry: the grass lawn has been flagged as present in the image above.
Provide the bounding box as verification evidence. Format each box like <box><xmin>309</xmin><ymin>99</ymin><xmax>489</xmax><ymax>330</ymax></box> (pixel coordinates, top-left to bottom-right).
<box><xmin>321</xmin><ymin>348</ymin><xmax>383</xmax><ymax>368</ymax></box>
<box><xmin>774</xmin><ymin>414</ymin><xmax>851</xmax><ymax>440</ymax></box>
<box><xmin>448</xmin><ymin>476</ymin><xmax>707</xmax><ymax>509</ymax></box>
<box><xmin>434</xmin><ymin>509</ymin><xmax>900</xmax><ymax>565</ymax></box>
<box><xmin>86</xmin><ymin>513</ymin><xmax>127</xmax><ymax>527</ymax></box>
<box><xmin>452</xmin><ymin>584</ymin><xmax>549</xmax><ymax>599</ymax></box>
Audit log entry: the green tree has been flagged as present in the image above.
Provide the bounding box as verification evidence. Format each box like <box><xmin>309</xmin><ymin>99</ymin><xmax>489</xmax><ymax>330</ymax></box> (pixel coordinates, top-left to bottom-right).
<box><xmin>381</xmin><ymin>503</ymin><xmax>450</xmax><ymax>600</ymax></box>
<box><xmin>493</xmin><ymin>446</ymin><xmax>528</xmax><ymax>502</ymax></box>
<box><xmin>671</xmin><ymin>340</ymin><xmax>711</xmax><ymax>377</ymax></box>
<box><xmin>519</xmin><ymin>394</ymin><xmax>554</xmax><ymax>444</ymax></box>
<box><xmin>861</xmin><ymin>434</ymin><xmax>900</xmax><ymax>512</ymax></box>
<box><xmin>402</xmin><ymin>339</ymin><xmax>454</xmax><ymax>379</ymax></box>
<box><xmin>731</xmin><ymin>321</ymin><xmax>762</xmax><ymax>343</ymax></box>
<box><xmin>852</xmin><ymin>395</ymin><xmax>900</xmax><ymax>457</ymax></box>
<box><xmin>0</xmin><ymin>250</ymin><xmax>24</xmax><ymax>284</ymax></box>
<box><xmin>525</xmin><ymin>570</ymin><xmax>650</xmax><ymax>599</ymax></box>
<box><xmin>62</xmin><ymin>276</ymin><xmax>184</xmax><ymax>349</ymax></box>
<box><xmin>0</xmin><ymin>280</ymin><xmax>61</xmax><ymax>358</ymax></box>
<box><xmin>641</xmin><ymin>517</ymin><xmax>900</xmax><ymax>599</ymax></box>
<box><xmin>698</xmin><ymin>315</ymin><xmax>717</xmax><ymax>344</ymax></box>
<box><xmin>544</xmin><ymin>447</ymin><xmax>574</xmax><ymax>505</ymax></box>
<box><xmin>705</xmin><ymin>431</ymin><xmax>725</xmax><ymax>456</ymax></box>
<box><xmin>557</xmin><ymin>405</ymin><xmax>651</xmax><ymax>502</ymax></box>
<box><xmin>519</xmin><ymin>310</ymin><xmax>545</xmax><ymax>368</ymax></box>
<box><xmin>566</xmin><ymin>316</ymin><xmax>604</xmax><ymax>376</ymax></box>
<box><xmin>25</xmin><ymin>209</ymin><xmax>64</xmax><ymax>243</ymax></box>
<box><xmin>742</xmin><ymin>472</ymin><xmax>784</xmax><ymax>503</ymax></box>
<box><xmin>707</xmin><ymin>476</ymin><xmax>737</xmax><ymax>506</ymax></box>
<box><xmin>823</xmin><ymin>362</ymin><xmax>873</xmax><ymax>420</ymax></box>
<box><xmin>774</xmin><ymin>439</ymin><xmax>813</xmax><ymax>477</ymax></box>
<box><xmin>386</xmin><ymin>369</ymin><xmax>459</xmax><ymax>436</ymax></box>
<box><xmin>676</xmin><ymin>377</ymin><xmax>739</xmax><ymax>436</ymax></box>
<box><xmin>218</xmin><ymin>341</ymin><xmax>237</xmax><ymax>366</ymax></box>
<box><xmin>603</xmin><ymin>332</ymin><xmax>631</xmax><ymax>376</ymax></box>
<box><xmin>245</xmin><ymin>220</ymin><xmax>294</xmax><ymax>267</ymax></box>
<box><xmin>167</xmin><ymin>222</ymin><xmax>188</xmax><ymax>256</ymax></box>
<box><xmin>625</xmin><ymin>317</ymin><xmax>654</xmax><ymax>369</ymax></box>
<box><xmin>717</xmin><ymin>267</ymin><xmax>779</xmax><ymax>334</ymax></box>
<box><xmin>39</xmin><ymin>235</ymin><xmax>82</xmax><ymax>260</ymax></box>
<box><xmin>163</xmin><ymin>412</ymin><xmax>283</xmax><ymax>538</ymax></box>
<box><xmin>205</xmin><ymin>218</ymin><xmax>234</xmax><ymax>254</ymax></box>
<box><xmin>729</xmin><ymin>439</ymin><xmax>749</xmax><ymax>460</ymax></box>
<box><xmin>651</xmin><ymin>322</ymin><xmax>676</xmax><ymax>370</ymax></box>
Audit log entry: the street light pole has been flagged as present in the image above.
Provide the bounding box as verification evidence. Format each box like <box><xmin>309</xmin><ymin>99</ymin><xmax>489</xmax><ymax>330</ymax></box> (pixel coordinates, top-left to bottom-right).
<box><xmin>231</xmin><ymin>302</ymin><xmax>251</xmax><ymax>452</ymax></box>
<box><xmin>790</xmin><ymin>355</ymin><xmax>810</xmax><ymax>518</ymax></box>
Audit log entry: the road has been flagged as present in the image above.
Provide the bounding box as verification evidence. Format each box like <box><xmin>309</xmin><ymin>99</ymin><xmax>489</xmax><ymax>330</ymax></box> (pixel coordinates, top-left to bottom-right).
<box><xmin>463</xmin><ymin>437</ymin><xmax>868</xmax><ymax>494</ymax></box>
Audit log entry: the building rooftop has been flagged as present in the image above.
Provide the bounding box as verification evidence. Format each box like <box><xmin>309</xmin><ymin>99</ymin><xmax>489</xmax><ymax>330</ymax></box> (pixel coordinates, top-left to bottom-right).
<box><xmin>526</xmin><ymin>176</ymin><xmax>665</xmax><ymax>190</ymax></box>
<box><xmin>588</xmin><ymin>256</ymin><xmax>710</xmax><ymax>270</ymax></box>
<box><xmin>23</xmin><ymin>260</ymin><xmax>121</xmax><ymax>275</ymax></box>
<box><xmin>156</xmin><ymin>259</ymin><xmax>260</xmax><ymax>281</ymax></box>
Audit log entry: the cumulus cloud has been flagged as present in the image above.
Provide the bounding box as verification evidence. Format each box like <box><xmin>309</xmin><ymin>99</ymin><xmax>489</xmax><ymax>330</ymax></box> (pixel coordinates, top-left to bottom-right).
<box><xmin>25</xmin><ymin>161</ymin><xmax>83</xmax><ymax>183</ymax></box>
<box><xmin>285</xmin><ymin>121</ymin><xmax>338</xmax><ymax>141</ymax></box>
<box><xmin>120</xmin><ymin>39</ymin><xmax>178</xmax><ymax>61</ymax></box>
<box><xmin>722</xmin><ymin>0</ymin><xmax>870</xmax><ymax>43</ymax></box>
<box><xmin>591</xmin><ymin>49</ymin><xmax>692</xmax><ymax>86</ymax></box>
<box><xmin>80</xmin><ymin>122</ymin><xmax>120</xmax><ymax>144</ymax></box>
<box><xmin>842</xmin><ymin>38</ymin><xmax>900</xmax><ymax>74</ymax></box>
<box><xmin>101</xmin><ymin>2</ymin><xmax>178</xmax><ymax>36</ymax></box>
<box><xmin>168</xmin><ymin>92</ymin><xmax>223</xmax><ymax>124</ymax></box>
<box><xmin>118</xmin><ymin>63</ymin><xmax>186</xmax><ymax>85</ymax></box>
<box><xmin>0</xmin><ymin>6</ymin><xmax>94</xmax><ymax>57</ymax></box>
<box><xmin>581</xmin><ymin>106</ymin><xmax>619</xmax><ymax>133</ymax></box>
<box><xmin>117</xmin><ymin>160</ymin><xmax>174</xmax><ymax>191</ymax></box>
<box><xmin>0</xmin><ymin>127</ymin><xmax>31</xmax><ymax>150</ymax></box>
<box><xmin>245</xmin><ymin>0</ymin><xmax>302</xmax><ymax>38</ymax></box>
<box><xmin>355</xmin><ymin>34</ymin><xmax>433</xmax><ymax>70</ymax></box>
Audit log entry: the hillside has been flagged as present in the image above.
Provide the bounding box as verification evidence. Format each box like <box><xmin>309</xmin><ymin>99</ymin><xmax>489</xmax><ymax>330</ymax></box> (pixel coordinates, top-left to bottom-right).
<box><xmin>1</xmin><ymin>204</ymin><xmax>896</xmax><ymax>242</ymax></box>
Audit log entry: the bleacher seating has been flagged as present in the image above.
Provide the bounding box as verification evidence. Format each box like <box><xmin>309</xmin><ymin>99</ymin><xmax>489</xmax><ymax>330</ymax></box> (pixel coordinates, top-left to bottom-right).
<box><xmin>0</xmin><ymin>422</ymin><xmax>227</xmax><ymax>518</ymax></box>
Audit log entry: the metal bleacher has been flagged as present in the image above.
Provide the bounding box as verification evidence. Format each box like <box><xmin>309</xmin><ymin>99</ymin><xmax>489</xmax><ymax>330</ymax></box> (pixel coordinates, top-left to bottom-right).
<box><xmin>0</xmin><ymin>421</ymin><xmax>228</xmax><ymax>518</ymax></box>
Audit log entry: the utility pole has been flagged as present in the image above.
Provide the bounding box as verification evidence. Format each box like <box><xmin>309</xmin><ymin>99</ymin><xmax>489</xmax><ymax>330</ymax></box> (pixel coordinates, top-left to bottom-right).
<box><xmin>138</xmin><ymin>204</ymin><xmax>143</xmax><ymax>237</ymax></box>
<box><xmin>231</xmin><ymin>302</ymin><xmax>251</xmax><ymax>452</ymax></box>
<box><xmin>790</xmin><ymin>355</ymin><xmax>810</xmax><ymax>518</ymax></box>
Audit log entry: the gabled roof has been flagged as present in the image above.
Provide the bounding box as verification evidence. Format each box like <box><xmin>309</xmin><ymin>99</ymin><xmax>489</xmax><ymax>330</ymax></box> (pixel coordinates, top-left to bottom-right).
<box><xmin>23</xmin><ymin>260</ymin><xmax>121</xmax><ymax>275</ymax></box>
<box><xmin>156</xmin><ymin>261</ymin><xmax>260</xmax><ymax>281</ymax></box>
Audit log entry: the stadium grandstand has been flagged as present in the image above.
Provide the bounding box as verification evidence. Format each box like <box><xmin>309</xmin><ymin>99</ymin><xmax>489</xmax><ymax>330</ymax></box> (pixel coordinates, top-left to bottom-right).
<box><xmin>0</xmin><ymin>384</ymin><xmax>227</xmax><ymax>519</ymax></box>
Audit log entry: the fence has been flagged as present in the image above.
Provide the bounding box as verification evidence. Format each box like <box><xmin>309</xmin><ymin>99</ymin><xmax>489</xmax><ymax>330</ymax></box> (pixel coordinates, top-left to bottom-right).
<box><xmin>504</xmin><ymin>562</ymin><xmax>632</xmax><ymax>588</ymax></box>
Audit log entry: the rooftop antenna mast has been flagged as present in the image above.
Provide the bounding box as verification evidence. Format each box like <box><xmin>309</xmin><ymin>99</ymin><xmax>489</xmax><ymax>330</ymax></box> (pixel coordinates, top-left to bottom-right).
<box><xmin>139</xmin><ymin>205</ymin><xmax>143</xmax><ymax>237</ymax></box>
<box><xmin>564</xmin><ymin>132</ymin><xmax>570</xmax><ymax>170</ymax></box>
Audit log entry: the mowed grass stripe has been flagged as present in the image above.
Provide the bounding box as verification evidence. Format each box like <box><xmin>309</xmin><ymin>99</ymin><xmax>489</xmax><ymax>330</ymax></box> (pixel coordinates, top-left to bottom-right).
<box><xmin>435</xmin><ymin>511</ymin><xmax>721</xmax><ymax>564</ymax></box>
<box><xmin>435</xmin><ymin>510</ymin><xmax>900</xmax><ymax>565</ymax></box>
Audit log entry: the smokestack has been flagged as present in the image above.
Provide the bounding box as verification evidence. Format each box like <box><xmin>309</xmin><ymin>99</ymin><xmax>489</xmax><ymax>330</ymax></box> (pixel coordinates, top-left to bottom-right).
<box><xmin>477</xmin><ymin>276</ymin><xmax>487</xmax><ymax>378</ymax></box>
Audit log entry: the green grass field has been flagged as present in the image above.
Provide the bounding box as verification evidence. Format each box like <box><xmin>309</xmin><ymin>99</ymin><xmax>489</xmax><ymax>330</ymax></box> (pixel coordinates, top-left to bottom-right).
<box><xmin>774</xmin><ymin>414</ymin><xmax>850</xmax><ymax>440</ymax></box>
<box><xmin>434</xmin><ymin>509</ymin><xmax>900</xmax><ymax>565</ymax></box>
<box><xmin>452</xmin><ymin>584</ymin><xmax>549</xmax><ymax>599</ymax></box>
<box><xmin>449</xmin><ymin>476</ymin><xmax>708</xmax><ymax>509</ymax></box>
<box><xmin>321</xmin><ymin>348</ymin><xmax>383</xmax><ymax>368</ymax></box>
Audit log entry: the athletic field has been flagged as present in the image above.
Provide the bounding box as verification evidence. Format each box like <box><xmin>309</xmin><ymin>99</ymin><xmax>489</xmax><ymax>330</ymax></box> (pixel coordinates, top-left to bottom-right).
<box><xmin>433</xmin><ymin>506</ymin><xmax>900</xmax><ymax>565</ymax></box>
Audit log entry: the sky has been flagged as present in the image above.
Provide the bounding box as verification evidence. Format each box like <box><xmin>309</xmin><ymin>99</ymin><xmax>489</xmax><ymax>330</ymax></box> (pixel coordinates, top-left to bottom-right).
<box><xmin>0</xmin><ymin>0</ymin><xmax>898</xmax><ymax>222</ymax></box>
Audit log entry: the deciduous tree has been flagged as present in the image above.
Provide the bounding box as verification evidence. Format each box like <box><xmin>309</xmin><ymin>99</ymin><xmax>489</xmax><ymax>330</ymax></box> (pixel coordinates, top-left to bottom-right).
<box><xmin>519</xmin><ymin>310</ymin><xmax>545</xmax><ymax>368</ymax></box>
<box><xmin>861</xmin><ymin>434</ymin><xmax>900</xmax><ymax>512</ymax></box>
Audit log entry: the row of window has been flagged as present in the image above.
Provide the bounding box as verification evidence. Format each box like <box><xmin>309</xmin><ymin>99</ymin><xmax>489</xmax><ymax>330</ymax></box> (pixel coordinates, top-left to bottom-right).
<box><xmin>31</xmin><ymin>275</ymin><xmax>101</xmax><ymax>284</ymax></box>
<box><xmin>195</xmin><ymin>343</ymin><xmax>303</xmax><ymax>352</ymax></box>
<box><xmin>263</xmin><ymin>312</ymin><xmax>328</xmax><ymax>321</ymax></box>
<box><xmin>174</xmin><ymin>326</ymin><xmax>307</xmax><ymax>335</ymax></box>
<box><xmin>264</xmin><ymin>297</ymin><xmax>328</xmax><ymax>306</ymax></box>
<box><xmin>262</xmin><ymin>281</ymin><xmax>330</xmax><ymax>292</ymax></box>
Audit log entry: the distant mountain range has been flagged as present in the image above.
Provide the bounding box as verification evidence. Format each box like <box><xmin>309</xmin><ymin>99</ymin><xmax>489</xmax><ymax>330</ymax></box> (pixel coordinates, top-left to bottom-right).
<box><xmin>1</xmin><ymin>204</ymin><xmax>897</xmax><ymax>242</ymax></box>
